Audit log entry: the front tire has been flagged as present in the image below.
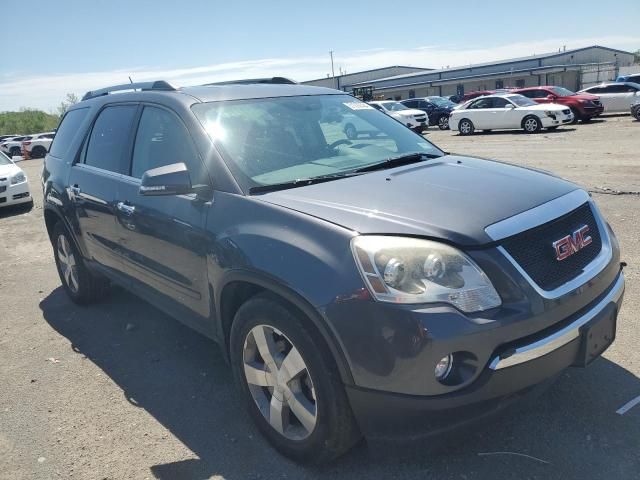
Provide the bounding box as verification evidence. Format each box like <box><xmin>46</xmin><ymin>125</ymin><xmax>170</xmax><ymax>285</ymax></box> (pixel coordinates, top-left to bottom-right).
<box><xmin>52</xmin><ymin>222</ymin><xmax>110</xmax><ymax>304</ymax></box>
<box><xmin>438</xmin><ymin>115</ymin><xmax>449</xmax><ymax>130</ymax></box>
<box><xmin>230</xmin><ymin>294</ymin><xmax>360</xmax><ymax>464</ymax></box>
<box><xmin>523</xmin><ymin>115</ymin><xmax>542</xmax><ymax>134</ymax></box>
<box><xmin>458</xmin><ymin>118</ymin><xmax>475</xmax><ymax>136</ymax></box>
<box><xmin>9</xmin><ymin>147</ymin><xmax>21</xmax><ymax>157</ymax></box>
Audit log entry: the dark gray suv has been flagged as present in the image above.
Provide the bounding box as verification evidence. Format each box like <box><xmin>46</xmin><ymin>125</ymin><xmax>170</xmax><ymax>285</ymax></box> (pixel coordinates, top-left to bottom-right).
<box><xmin>42</xmin><ymin>79</ymin><xmax>625</xmax><ymax>463</ymax></box>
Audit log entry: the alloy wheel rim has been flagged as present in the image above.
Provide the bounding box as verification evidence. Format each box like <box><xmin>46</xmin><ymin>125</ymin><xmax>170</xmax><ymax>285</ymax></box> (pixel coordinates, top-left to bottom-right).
<box><xmin>525</xmin><ymin>119</ymin><xmax>537</xmax><ymax>131</ymax></box>
<box><xmin>461</xmin><ymin>122</ymin><xmax>470</xmax><ymax>133</ymax></box>
<box><xmin>57</xmin><ymin>234</ymin><xmax>79</xmax><ymax>293</ymax></box>
<box><xmin>243</xmin><ymin>324</ymin><xmax>317</xmax><ymax>440</ymax></box>
<box><xmin>439</xmin><ymin>117</ymin><xmax>448</xmax><ymax>128</ymax></box>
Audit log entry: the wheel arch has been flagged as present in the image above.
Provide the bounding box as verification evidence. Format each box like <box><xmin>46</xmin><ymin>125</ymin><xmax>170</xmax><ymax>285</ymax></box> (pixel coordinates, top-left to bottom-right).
<box><xmin>216</xmin><ymin>271</ymin><xmax>355</xmax><ymax>385</ymax></box>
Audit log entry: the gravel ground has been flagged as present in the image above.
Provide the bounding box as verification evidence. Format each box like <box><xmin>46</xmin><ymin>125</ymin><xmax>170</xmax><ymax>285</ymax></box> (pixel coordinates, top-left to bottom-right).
<box><xmin>1</xmin><ymin>115</ymin><xmax>638</xmax><ymax>480</ymax></box>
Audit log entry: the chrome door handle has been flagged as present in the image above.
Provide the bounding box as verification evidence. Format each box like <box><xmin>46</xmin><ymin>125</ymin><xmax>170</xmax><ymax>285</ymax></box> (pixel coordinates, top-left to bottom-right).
<box><xmin>116</xmin><ymin>201</ymin><xmax>135</xmax><ymax>215</ymax></box>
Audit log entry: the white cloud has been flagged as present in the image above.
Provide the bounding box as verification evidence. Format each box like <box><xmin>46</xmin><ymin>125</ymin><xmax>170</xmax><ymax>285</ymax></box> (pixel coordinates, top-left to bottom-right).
<box><xmin>1</xmin><ymin>36</ymin><xmax>638</xmax><ymax>112</ymax></box>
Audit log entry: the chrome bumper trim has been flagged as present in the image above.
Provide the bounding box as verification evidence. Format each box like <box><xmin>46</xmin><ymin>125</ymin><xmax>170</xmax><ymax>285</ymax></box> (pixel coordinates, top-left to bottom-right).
<box><xmin>489</xmin><ymin>272</ymin><xmax>624</xmax><ymax>370</ymax></box>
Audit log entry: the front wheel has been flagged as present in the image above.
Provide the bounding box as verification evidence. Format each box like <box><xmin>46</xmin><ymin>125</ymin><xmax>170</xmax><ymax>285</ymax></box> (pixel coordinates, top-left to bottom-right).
<box><xmin>635</xmin><ymin>109</ymin><xmax>640</xmax><ymax>121</ymax></box>
<box><xmin>458</xmin><ymin>118</ymin><xmax>475</xmax><ymax>136</ymax></box>
<box><xmin>52</xmin><ymin>222</ymin><xmax>110</xmax><ymax>304</ymax></box>
<box><xmin>438</xmin><ymin>115</ymin><xmax>449</xmax><ymax>130</ymax></box>
<box><xmin>523</xmin><ymin>116</ymin><xmax>542</xmax><ymax>134</ymax></box>
<box><xmin>9</xmin><ymin>147</ymin><xmax>21</xmax><ymax>157</ymax></box>
<box><xmin>230</xmin><ymin>295</ymin><xmax>360</xmax><ymax>464</ymax></box>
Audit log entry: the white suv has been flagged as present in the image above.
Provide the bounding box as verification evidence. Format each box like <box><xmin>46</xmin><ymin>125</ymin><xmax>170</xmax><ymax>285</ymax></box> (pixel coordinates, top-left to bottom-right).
<box><xmin>23</xmin><ymin>132</ymin><xmax>56</xmax><ymax>158</ymax></box>
<box><xmin>0</xmin><ymin>136</ymin><xmax>32</xmax><ymax>158</ymax></box>
<box><xmin>369</xmin><ymin>101</ymin><xmax>429</xmax><ymax>132</ymax></box>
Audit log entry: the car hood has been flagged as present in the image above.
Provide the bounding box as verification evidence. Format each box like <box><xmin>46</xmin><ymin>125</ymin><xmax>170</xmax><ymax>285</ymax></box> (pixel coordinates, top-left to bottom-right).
<box><xmin>568</xmin><ymin>93</ymin><xmax>600</xmax><ymax>101</ymax></box>
<box><xmin>0</xmin><ymin>163</ymin><xmax>21</xmax><ymax>178</ymax></box>
<box><xmin>395</xmin><ymin>109</ymin><xmax>424</xmax><ymax>117</ymax></box>
<box><xmin>524</xmin><ymin>103</ymin><xmax>569</xmax><ymax>112</ymax></box>
<box><xmin>256</xmin><ymin>155</ymin><xmax>578</xmax><ymax>246</ymax></box>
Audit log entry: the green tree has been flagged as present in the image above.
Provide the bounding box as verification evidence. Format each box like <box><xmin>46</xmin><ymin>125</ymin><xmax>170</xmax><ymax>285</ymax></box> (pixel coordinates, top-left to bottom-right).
<box><xmin>56</xmin><ymin>93</ymin><xmax>80</xmax><ymax>116</ymax></box>
<box><xmin>0</xmin><ymin>110</ymin><xmax>60</xmax><ymax>135</ymax></box>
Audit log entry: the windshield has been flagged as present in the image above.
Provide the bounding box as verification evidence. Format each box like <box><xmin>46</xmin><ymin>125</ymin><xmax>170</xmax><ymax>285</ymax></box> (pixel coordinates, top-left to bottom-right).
<box><xmin>0</xmin><ymin>151</ymin><xmax>13</xmax><ymax>165</ymax></box>
<box><xmin>192</xmin><ymin>94</ymin><xmax>443</xmax><ymax>192</ymax></box>
<box><xmin>550</xmin><ymin>86</ymin><xmax>576</xmax><ymax>97</ymax></box>
<box><xmin>380</xmin><ymin>102</ymin><xmax>409</xmax><ymax>111</ymax></box>
<box><xmin>508</xmin><ymin>95</ymin><xmax>538</xmax><ymax>107</ymax></box>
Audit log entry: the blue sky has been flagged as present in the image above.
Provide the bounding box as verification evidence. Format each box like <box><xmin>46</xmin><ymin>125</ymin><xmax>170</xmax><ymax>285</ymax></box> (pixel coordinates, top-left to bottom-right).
<box><xmin>1</xmin><ymin>0</ymin><xmax>638</xmax><ymax>111</ymax></box>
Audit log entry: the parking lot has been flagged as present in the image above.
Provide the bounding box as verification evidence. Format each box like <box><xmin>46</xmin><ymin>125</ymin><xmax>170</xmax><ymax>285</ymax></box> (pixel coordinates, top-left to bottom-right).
<box><xmin>1</xmin><ymin>115</ymin><xmax>638</xmax><ymax>480</ymax></box>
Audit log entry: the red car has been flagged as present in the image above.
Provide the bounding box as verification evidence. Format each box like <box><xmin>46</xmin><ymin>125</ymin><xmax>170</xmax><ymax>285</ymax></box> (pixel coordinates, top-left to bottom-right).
<box><xmin>513</xmin><ymin>86</ymin><xmax>603</xmax><ymax>122</ymax></box>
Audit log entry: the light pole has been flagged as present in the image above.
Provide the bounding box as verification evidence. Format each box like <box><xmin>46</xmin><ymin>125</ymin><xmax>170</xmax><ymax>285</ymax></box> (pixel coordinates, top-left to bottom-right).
<box><xmin>329</xmin><ymin>50</ymin><xmax>336</xmax><ymax>89</ymax></box>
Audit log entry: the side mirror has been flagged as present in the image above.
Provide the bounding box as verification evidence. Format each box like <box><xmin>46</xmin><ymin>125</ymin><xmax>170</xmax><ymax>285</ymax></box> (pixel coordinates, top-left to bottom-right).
<box><xmin>546</xmin><ymin>95</ymin><xmax>556</xmax><ymax>101</ymax></box>
<box><xmin>504</xmin><ymin>104</ymin><xmax>515</xmax><ymax>109</ymax></box>
<box><xmin>139</xmin><ymin>162</ymin><xmax>193</xmax><ymax>196</ymax></box>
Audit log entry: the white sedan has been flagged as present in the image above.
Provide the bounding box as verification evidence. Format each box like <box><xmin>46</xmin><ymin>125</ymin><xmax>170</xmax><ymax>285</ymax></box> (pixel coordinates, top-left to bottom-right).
<box><xmin>368</xmin><ymin>101</ymin><xmax>429</xmax><ymax>132</ymax></box>
<box><xmin>0</xmin><ymin>151</ymin><xmax>32</xmax><ymax>208</ymax></box>
<box><xmin>579</xmin><ymin>82</ymin><xmax>640</xmax><ymax>113</ymax></box>
<box><xmin>450</xmin><ymin>94</ymin><xmax>574</xmax><ymax>135</ymax></box>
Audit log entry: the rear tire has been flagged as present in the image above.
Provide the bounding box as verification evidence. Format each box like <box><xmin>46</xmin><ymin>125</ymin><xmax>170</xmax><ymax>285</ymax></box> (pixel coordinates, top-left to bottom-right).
<box><xmin>522</xmin><ymin>115</ymin><xmax>541</xmax><ymax>134</ymax></box>
<box><xmin>52</xmin><ymin>222</ymin><xmax>110</xmax><ymax>305</ymax></box>
<box><xmin>438</xmin><ymin>115</ymin><xmax>449</xmax><ymax>130</ymax></box>
<box><xmin>230</xmin><ymin>294</ymin><xmax>361</xmax><ymax>464</ymax></box>
<box><xmin>458</xmin><ymin>118</ymin><xmax>475</xmax><ymax>136</ymax></box>
<box><xmin>31</xmin><ymin>146</ymin><xmax>47</xmax><ymax>158</ymax></box>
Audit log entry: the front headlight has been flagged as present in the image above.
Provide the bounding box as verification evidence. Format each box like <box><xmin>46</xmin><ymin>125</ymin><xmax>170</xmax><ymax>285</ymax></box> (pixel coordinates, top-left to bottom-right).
<box><xmin>543</xmin><ymin>110</ymin><xmax>556</xmax><ymax>117</ymax></box>
<box><xmin>351</xmin><ymin>236</ymin><xmax>501</xmax><ymax>312</ymax></box>
<box><xmin>11</xmin><ymin>172</ymin><xmax>26</xmax><ymax>184</ymax></box>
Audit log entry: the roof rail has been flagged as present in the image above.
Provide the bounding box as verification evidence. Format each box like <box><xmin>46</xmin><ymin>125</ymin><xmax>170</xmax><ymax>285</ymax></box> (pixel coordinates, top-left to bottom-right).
<box><xmin>202</xmin><ymin>77</ymin><xmax>298</xmax><ymax>86</ymax></box>
<box><xmin>81</xmin><ymin>80</ymin><xmax>176</xmax><ymax>101</ymax></box>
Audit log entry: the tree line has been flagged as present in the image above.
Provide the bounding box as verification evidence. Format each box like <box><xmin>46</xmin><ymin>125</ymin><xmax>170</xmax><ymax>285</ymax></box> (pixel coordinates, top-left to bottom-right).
<box><xmin>0</xmin><ymin>93</ymin><xmax>79</xmax><ymax>135</ymax></box>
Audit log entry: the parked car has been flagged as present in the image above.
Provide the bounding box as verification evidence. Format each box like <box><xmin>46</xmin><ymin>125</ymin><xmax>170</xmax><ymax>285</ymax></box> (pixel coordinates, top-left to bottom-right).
<box><xmin>446</xmin><ymin>94</ymin><xmax>462</xmax><ymax>104</ymax></box>
<box><xmin>0</xmin><ymin>150</ymin><xmax>32</xmax><ymax>208</ymax></box>
<box><xmin>0</xmin><ymin>134</ymin><xmax>20</xmax><ymax>142</ymax></box>
<box><xmin>631</xmin><ymin>100</ymin><xmax>640</xmax><ymax>121</ymax></box>
<box><xmin>459</xmin><ymin>88</ymin><xmax>516</xmax><ymax>103</ymax></box>
<box><xmin>22</xmin><ymin>132</ymin><xmax>56</xmax><ymax>158</ymax></box>
<box><xmin>400</xmin><ymin>96</ymin><xmax>456</xmax><ymax>129</ymax></box>
<box><xmin>368</xmin><ymin>101</ymin><xmax>428</xmax><ymax>132</ymax></box>
<box><xmin>616</xmin><ymin>73</ymin><xmax>640</xmax><ymax>83</ymax></box>
<box><xmin>450</xmin><ymin>93</ymin><xmax>573</xmax><ymax>135</ymax></box>
<box><xmin>43</xmin><ymin>79</ymin><xmax>624</xmax><ymax>464</ymax></box>
<box><xmin>514</xmin><ymin>86</ymin><xmax>603</xmax><ymax>122</ymax></box>
<box><xmin>579</xmin><ymin>82</ymin><xmax>640</xmax><ymax>113</ymax></box>
<box><xmin>0</xmin><ymin>136</ymin><xmax>32</xmax><ymax>158</ymax></box>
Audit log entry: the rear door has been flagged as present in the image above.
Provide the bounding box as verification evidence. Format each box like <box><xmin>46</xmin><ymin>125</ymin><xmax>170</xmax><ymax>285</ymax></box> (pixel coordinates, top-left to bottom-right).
<box><xmin>67</xmin><ymin>104</ymin><xmax>138</xmax><ymax>274</ymax></box>
<box><xmin>114</xmin><ymin>105</ymin><xmax>212</xmax><ymax>319</ymax></box>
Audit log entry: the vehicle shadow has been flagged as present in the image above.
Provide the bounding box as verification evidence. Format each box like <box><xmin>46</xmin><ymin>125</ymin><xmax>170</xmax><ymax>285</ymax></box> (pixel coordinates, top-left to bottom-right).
<box><xmin>40</xmin><ymin>287</ymin><xmax>640</xmax><ymax>479</ymax></box>
<box><xmin>457</xmin><ymin>128</ymin><xmax>577</xmax><ymax>137</ymax></box>
<box><xmin>0</xmin><ymin>201</ymin><xmax>33</xmax><ymax>219</ymax></box>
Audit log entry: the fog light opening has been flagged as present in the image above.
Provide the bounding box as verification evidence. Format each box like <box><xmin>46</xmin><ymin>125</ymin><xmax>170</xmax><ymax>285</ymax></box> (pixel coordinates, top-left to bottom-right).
<box><xmin>435</xmin><ymin>354</ymin><xmax>453</xmax><ymax>381</ymax></box>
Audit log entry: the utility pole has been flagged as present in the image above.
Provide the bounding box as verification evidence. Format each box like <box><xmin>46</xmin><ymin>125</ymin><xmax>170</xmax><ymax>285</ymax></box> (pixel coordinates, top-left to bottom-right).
<box><xmin>329</xmin><ymin>50</ymin><xmax>336</xmax><ymax>88</ymax></box>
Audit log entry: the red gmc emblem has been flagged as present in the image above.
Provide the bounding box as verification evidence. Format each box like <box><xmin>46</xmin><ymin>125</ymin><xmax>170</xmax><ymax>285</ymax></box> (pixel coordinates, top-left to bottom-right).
<box><xmin>553</xmin><ymin>225</ymin><xmax>592</xmax><ymax>261</ymax></box>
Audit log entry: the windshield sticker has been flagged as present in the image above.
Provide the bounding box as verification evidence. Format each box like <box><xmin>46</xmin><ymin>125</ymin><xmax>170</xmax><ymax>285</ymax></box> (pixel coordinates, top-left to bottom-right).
<box><xmin>343</xmin><ymin>102</ymin><xmax>373</xmax><ymax>110</ymax></box>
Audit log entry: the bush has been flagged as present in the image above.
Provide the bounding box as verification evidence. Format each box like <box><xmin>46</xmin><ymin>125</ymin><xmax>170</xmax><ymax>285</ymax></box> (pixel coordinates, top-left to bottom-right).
<box><xmin>0</xmin><ymin>110</ymin><xmax>60</xmax><ymax>135</ymax></box>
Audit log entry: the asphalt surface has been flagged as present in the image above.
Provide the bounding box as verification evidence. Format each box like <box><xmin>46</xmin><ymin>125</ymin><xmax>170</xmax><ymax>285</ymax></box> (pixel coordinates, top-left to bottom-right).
<box><xmin>1</xmin><ymin>115</ymin><xmax>639</xmax><ymax>480</ymax></box>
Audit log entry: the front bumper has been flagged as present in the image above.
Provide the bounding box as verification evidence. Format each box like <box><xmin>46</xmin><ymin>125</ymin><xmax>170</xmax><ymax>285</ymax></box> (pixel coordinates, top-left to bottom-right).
<box><xmin>541</xmin><ymin>112</ymin><xmax>574</xmax><ymax>126</ymax></box>
<box><xmin>0</xmin><ymin>180</ymin><xmax>32</xmax><ymax>207</ymax></box>
<box><xmin>347</xmin><ymin>272</ymin><xmax>625</xmax><ymax>439</ymax></box>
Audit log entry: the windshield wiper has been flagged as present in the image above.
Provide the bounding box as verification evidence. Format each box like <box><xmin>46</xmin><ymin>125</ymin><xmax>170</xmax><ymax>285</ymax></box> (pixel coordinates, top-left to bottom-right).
<box><xmin>354</xmin><ymin>152</ymin><xmax>441</xmax><ymax>173</ymax></box>
<box><xmin>249</xmin><ymin>171</ymin><xmax>363</xmax><ymax>194</ymax></box>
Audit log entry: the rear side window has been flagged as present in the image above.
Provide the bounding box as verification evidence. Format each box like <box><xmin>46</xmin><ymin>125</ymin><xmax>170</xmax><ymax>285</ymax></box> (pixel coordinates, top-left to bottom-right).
<box><xmin>49</xmin><ymin>108</ymin><xmax>89</xmax><ymax>158</ymax></box>
<box><xmin>130</xmin><ymin>106</ymin><xmax>206</xmax><ymax>183</ymax></box>
<box><xmin>84</xmin><ymin>105</ymin><xmax>137</xmax><ymax>174</ymax></box>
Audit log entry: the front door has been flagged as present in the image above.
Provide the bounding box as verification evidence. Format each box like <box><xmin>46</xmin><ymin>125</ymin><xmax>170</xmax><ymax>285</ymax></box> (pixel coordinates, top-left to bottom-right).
<box><xmin>67</xmin><ymin>104</ymin><xmax>138</xmax><ymax>274</ymax></box>
<box><xmin>114</xmin><ymin>105</ymin><xmax>212</xmax><ymax>320</ymax></box>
